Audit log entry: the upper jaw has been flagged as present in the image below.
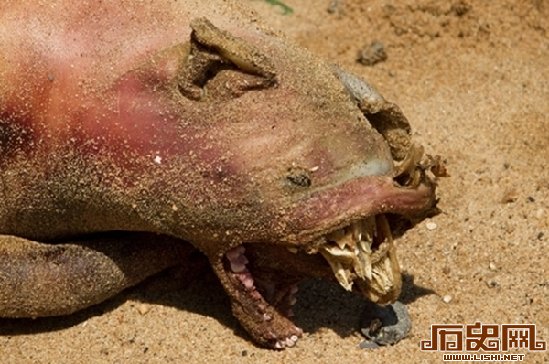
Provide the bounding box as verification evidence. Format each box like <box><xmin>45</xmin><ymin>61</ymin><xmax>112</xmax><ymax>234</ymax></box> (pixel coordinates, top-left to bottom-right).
<box><xmin>283</xmin><ymin>174</ymin><xmax>437</xmax><ymax>246</ymax></box>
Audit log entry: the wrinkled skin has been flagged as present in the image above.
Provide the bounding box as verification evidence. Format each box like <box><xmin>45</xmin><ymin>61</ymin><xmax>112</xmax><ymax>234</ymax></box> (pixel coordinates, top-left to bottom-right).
<box><xmin>0</xmin><ymin>0</ymin><xmax>439</xmax><ymax>349</ymax></box>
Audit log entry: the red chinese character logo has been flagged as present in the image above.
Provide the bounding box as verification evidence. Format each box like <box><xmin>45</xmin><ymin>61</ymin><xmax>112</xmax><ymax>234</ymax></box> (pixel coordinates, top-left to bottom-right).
<box><xmin>465</xmin><ymin>322</ymin><xmax>500</xmax><ymax>351</ymax></box>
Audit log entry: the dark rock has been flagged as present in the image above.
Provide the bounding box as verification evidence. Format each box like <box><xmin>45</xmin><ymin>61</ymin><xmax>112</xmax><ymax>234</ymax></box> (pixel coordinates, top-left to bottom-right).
<box><xmin>359</xmin><ymin>301</ymin><xmax>412</xmax><ymax>348</ymax></box>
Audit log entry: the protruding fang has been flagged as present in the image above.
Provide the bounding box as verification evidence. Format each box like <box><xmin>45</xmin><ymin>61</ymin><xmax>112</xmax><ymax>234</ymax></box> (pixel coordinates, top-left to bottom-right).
<box><xmin>351</xmin><ymin>221</ymin><xmax>361</xmax><ymax>242</ymax></box>
<box><xmin>358</xmin><ymin>239</ymin><xmax>373</xmax><ymax>280</ymax></box>
<box><xmin>320</xmin><ymin>214</ymin><xmax>396</xmax><ymax>295</ymax></box>
<box><xmin>377</xmin><ymin>214</ymin><xmax>393</xmax><ymax>243</ymax></box>
<box><xmin>371</xmin><ymin>253</ymin><xmax>394</xmax><ymax>293</ymax></box>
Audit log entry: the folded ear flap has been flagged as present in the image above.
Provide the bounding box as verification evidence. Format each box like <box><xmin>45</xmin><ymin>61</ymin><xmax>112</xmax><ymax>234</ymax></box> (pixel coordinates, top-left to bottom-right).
<box><xmin>178</xmin><ymin>17</ymin><xmax>277</xmax><ymax>101</ymax></box>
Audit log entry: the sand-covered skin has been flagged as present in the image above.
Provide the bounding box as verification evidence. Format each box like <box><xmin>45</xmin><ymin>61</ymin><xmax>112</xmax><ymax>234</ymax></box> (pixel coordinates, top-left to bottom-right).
<box><xmin>1</xmin><ymin>0</ymin><xmax>547</xmax><ymax>363</ymax></box>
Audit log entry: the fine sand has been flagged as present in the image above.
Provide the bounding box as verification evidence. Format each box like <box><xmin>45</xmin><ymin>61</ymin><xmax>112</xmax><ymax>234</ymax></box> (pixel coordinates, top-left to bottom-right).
<box><xmin>1</xmin><ymin>0</ymin><xmax>547</xmax><ymax>363</ymax></box>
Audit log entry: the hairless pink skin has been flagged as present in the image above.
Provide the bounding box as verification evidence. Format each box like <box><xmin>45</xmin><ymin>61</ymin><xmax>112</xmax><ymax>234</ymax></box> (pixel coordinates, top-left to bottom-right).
<box><xmin>0</xmin><ymin>1</ymin><xmax>438</xmax><ymax>348</ymax></box>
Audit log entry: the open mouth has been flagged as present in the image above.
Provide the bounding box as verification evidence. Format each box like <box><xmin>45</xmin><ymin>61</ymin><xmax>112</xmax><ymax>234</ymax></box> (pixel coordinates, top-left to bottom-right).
<box><xmin>224</xmin><ymin>213</ymin><xmax>402</xmax><ymax>312</ymax></box>
<box><xmin>318</xmin><ymin>214</ymin><xmax>400</xmax><ymax>303</ymax></box>
<box><xmin>222</xmin><ymin>213</ymin><xmax>402</xmax><ymax>348</ymax></box>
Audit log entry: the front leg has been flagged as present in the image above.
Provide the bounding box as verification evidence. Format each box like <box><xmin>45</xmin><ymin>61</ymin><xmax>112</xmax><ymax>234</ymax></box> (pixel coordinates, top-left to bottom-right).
<box><xmin>211</xmin><ymin>245</ymin><xmax>303</xmax><ymax>349</ymax></box>
<box><xmin>0</xmin><ymin>233</ymin><xmax>192</xmax><ymax>318</ymax></box>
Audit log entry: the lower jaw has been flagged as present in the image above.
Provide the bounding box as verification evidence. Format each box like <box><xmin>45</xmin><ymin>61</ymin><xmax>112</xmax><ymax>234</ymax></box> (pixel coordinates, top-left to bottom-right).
<box><xmin>221</xmin><ymin>213</ymin><xmax>404</xmax><ymax>348</ymax></box>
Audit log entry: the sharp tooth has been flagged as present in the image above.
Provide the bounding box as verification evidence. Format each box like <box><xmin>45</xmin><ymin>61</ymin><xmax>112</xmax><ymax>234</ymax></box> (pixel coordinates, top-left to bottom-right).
<box><xmin>361</xmin><ymin>217</ymin><xmax>375</xmax><ymax>242</ymax></box>
<box><xmin>359</xmin><ymin>239</ymin><xmax>371</xmax><ymax>253</ymax></box>
<box><xmin>377</xmin><ymin>214</ymin><xmax>393</xmax><ymax>243</ymax></box>
<box><xmin>353</xmin><ymin>257</ymin><xmax>366</xmax><ymax>280</ymax></box>
<box><xmin>339</xmin><ymin>231</ymin><xmax>355</xmax><ymax>250</ymax></box>
<box><xmin>320</xmin><ymin>250</ymin><xmax>354</xmax><ymax>291</ymax></box>
<box><xmin>355</xmin><ymin>221</ymin><xmax>373</xmax><ymax>280</ymax></box>
<box><xmin>328</xmin><ymin>229</ymin><xmax>345</xmax><ymax>242</ymax></box>
<box><xmin>358</xmin><ymin>248</ymin><xmax>372</xmax><ymax>280</ymax></box>
<box><xmin>367</xmin><ymin>215</ymin><xmax>398</xmax><ymax>298</ymax></box>
<box><xmin>230</xmin><ymin>262</ymin><xmax>247</xmax><ymax>273</ymax></box>
<box><xmin>327</xmin><ymin>227</ymin><xmax>355</xmax><ymax>250</ymax></box>
<box><xmin>337</xmin><ymin>267</ymin><xmax>353</xmax><ymax>291</ymax></box>
<box><xmin>321</xmin><ymin>216</ymin><xmax>396</xmax><ymax>293</ymax></box>
<box><xmin>226</xmin><ymin>247</ymin><xmax>244</xmax><ymax>261</ymax></box>
<box><xmin>351</xmin><ymin>221</ymin><xmax>361</xmax><ymax>242</ymax></box>
<box><xmin>371</xmin><ymin>255</ymin><xmax>394</xmax><ymax>294</ymax></box>
<box><xmin>285</xmin><ymin>337</ymin><xmax>296</xmax><ymax>348</ymax></box>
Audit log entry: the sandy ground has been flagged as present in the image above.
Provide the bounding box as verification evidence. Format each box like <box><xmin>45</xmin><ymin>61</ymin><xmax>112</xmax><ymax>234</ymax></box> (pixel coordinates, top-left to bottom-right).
<box><xmin>1</xmin><ymin>0</ymin><xmax>547</xmax><ymax>363</ymax></box>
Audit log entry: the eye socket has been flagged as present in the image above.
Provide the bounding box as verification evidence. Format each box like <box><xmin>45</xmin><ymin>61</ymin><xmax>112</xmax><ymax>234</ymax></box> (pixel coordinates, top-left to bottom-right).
<box><xmin>178</xmin><ymin>18</ymin><xmax>277</xmax><ymax>102</ymax></box>
<box><xmin>286</xmin><ymin>168</ymin><xmax>312</xmax><ymax>188</ymax></box>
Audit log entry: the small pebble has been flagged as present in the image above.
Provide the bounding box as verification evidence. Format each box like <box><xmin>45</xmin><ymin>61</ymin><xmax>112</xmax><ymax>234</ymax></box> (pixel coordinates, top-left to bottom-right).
<box><xmin>359</xmin><ymin>341</ymin><xmax>380</xmax><ymax>349</ymax></box>
<box><xmin>442</xmin><ymin>295</ymin><xmax>453</xmax><ymax>303</ymax></box>
<box><xmin>500</xmin><ymin>188</ymin><xmax>518</xmax><ymax>203</ymax></box>
<box><xmin>426</xmin><ymin>221</ymin><xmax>437</xmax><ymax>230</ymax></box>
<box><xmin>357</xmin><ymin>41</ymin><xmax>387</xmax><ymax>66</ymax></box>
<box><xmin>489</xmin><ymin>262</ymin><xmax>497</xmax><ymax>271</ymax></box>
<box><xmin>327</xmin><ymin>0</ymin><xmax>343</xmax><ymax>15</ymax></box>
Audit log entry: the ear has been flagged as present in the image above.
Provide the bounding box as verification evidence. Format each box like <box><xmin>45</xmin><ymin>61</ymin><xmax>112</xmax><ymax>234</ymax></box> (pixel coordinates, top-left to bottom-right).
<box><xmin>178</xmin><ymin>17</ymin><xmax>277</xmax><ymax>101</ymax></box>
